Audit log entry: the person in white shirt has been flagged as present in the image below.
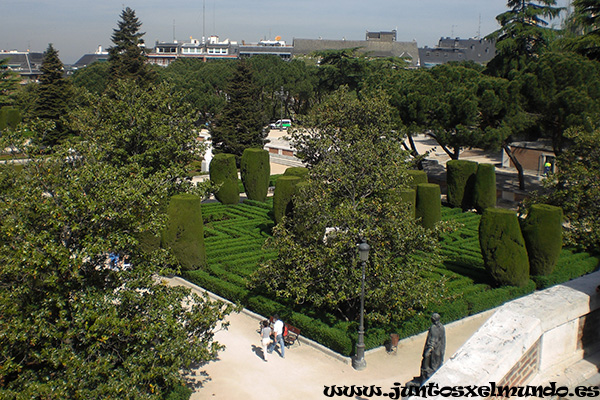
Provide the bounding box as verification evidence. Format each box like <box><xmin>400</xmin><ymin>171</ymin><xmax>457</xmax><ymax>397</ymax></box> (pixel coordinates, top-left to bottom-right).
<box><xmin>267</xmin><ymin>314</ymin><xmax>285</xmax><ymax>358</ymax></box>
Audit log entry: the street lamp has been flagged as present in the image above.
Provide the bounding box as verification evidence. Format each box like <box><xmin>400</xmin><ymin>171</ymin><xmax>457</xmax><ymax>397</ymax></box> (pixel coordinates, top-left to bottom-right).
<box><xmin>353</xmin><ymin>239</ymin><xmax>370</xmax><ymax>370</ymax></box>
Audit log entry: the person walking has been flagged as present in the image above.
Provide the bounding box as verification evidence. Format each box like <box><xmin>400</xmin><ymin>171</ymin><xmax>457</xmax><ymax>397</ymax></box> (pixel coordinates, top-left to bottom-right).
<box><xmin>267</xmin><ymin>314</ymin><xmax>285</xmax><ymax>358</ymax></box>
<box><xmin>260</xmin><ymin>320</ymin><xmax>272</xmax><ymax>362</ymax></box>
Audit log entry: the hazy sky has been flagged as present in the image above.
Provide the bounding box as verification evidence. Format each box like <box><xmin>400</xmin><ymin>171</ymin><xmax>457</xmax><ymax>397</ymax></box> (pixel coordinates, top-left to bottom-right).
<box><xmin>1</xmin><ymin>0</ymin><xmax>570</xmax><ymax>64</ymax></box>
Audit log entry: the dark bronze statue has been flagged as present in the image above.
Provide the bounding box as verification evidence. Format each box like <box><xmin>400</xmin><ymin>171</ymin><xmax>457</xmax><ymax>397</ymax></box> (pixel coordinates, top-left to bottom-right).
<box><xmin>406</xmin><ymin>313</ymin><xmax>446</xmax><ymax>388</ymax></box>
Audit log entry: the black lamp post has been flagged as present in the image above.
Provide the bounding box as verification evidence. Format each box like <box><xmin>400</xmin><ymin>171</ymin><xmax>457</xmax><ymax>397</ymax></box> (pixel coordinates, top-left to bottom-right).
<box><xmin>352</xmin><ymin>239</ymin><xmax>370</xmax><ymax>370</ymax></box>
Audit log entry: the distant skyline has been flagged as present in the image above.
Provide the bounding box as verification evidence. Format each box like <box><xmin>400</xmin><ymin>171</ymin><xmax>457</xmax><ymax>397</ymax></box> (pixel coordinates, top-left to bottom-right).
<box><xmin>1</xmin><ymin>0</ymin><xmax>571</xmax><ymax>64</ymax></box>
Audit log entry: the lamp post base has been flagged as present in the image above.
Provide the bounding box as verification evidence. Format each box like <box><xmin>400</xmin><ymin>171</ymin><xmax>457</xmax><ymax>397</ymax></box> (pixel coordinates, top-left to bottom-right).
<box><xmin>352</xmin><ymin>354</ymin><xmax>367</xmax><ymax>370</ymax></box>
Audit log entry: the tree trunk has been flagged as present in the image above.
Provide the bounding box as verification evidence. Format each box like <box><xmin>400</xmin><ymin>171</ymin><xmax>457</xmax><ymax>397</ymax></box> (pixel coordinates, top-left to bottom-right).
<box><xmin>502</xmin><ymin>142</ymin><xmax>525</xmax><ymax>191</ymax></box>
<box><xmin>405</xmin><ymin>133</ymin><xmax>424</xmax><ymax>170</ymax></box>
<box><xmin>425</xmin><ymin>132</ymin><xmax>459</xmax><ymax>160</ymax></box>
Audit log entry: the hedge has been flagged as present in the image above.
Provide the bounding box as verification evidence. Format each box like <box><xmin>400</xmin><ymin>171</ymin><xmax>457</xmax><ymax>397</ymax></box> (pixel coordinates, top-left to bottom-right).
<box><xmin>161</xmin><ymin>194</ymin><xmax>206</xmax><ymax>270</ymax></box>
<box><xmin>240</xmin><ymin>148</ymin><xmax>270</xmax><ymax>202</ymax></box>
<box><xmin>446</xmin><ymin>160</ymin><xmax>478</xmax><ymax>210</ymax></box>
<box><xmin>210</xmin><ymin>153</ymin><xmax>239</xmax><ymax>204</ymax></box>
<box><xmin>283</xmin><ymin>166</ymin><xmax>309</xmax><ymax>179</ymax></box>
<box><xmin>407</xmin><ymin>169</ymin><xmax>428</xmax><ymax>189</ymax></box>
<box><xmin>416</xmin><ymin>183</ymin><xmax>441</xmax><ymax>229</ymax></box>
<box><xmin>473</xmin><ymin>163</ymin><xmax>496</xmax><ymax>213</ymax></box>
<box><xmin>479</xmin><ymin>208</ymin><xmax>530</xmax><ymax>287</ymax></box>
<box><xmin>0</xmin><ymin>106</ymin><xmax>21</xmax><ymax>131</ymax></box>
<box><xmin>273</xmin><ymin>175</ymin><xmax>301</xmax><ymax>224</ymax></box>
<box><xmin>521</xmin><ymin>204</ymin><xmax>563</xmax><ymax>276</ymax></box>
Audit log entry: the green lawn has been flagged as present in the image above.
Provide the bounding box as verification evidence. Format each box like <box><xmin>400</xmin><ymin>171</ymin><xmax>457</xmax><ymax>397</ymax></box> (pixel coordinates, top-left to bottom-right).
<box><xmin>183</xmin><ymin>199</ymin><xmax>599</xmax><ymax>356</ymax></box>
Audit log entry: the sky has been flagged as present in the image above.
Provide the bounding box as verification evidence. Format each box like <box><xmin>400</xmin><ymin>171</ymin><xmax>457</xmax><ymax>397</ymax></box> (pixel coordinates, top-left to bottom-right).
<box><xmin>1</xmin><ymin>0</ymin><xmax>571</xmax><ymax>64</ymax></box>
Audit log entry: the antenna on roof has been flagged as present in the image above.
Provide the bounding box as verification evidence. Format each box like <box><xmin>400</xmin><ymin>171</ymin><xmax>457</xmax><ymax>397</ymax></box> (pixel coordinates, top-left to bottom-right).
<box><xmin>173</xmin><ymin>19</ymin><xmax>176</xmax><ymax>42</ymax></box>
<box><xmin>203</xmin><ymin>0</ymin><xmax>206</xmax><ymax>41</ymax></box>
<box><xmin>478</xmin><ymin>14</ymin><xmax>481</xmax><ymax>39</ymax></box>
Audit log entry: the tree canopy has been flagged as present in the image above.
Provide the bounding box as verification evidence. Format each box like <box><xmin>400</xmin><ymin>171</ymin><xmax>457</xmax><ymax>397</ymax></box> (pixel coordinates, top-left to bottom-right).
<box><xmin>0</xmin><ymin>81</ymin><xmax>229</xmax><ymax>398</ymax></box>
<box><xmin>209</xmin><ymin>61</ymin><xmax>268</xmax><ymax>159</ymax></box>
<box><xmin>251</xmin><ymin>88</ymin><xmax>446</xmax><ymax>325</ymax></box>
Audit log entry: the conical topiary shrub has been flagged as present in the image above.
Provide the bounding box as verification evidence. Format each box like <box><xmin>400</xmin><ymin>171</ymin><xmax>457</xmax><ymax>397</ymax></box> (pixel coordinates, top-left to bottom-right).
<box><xmin>283</xmin><ymin>166</ymin><xmax>309</xmax><ymax>180</ymax></box>
<box><xmin>521</xmin><ymin>204</ymin><xmax>563</xmax><ymax>276</ymax></box>
<box><xmin>161</xmin><ymin>194</ymin><xmax>206</xmax><ymax>271</ymax></box>
<box><xmin>416</xmin><ymin>183</ymin><xmax>441</xmax><ymax>229</ymax></box>
<box><xmin>446</xmin><ymin>160</ymin><xmax>478</xmax><ymax>210</ymax></box>
<box><xmin>407</xmin><ymin>169</ymin><xmax>428</xmax><ymax>189</ymax></box>
<box><xmin>209</xmin><ymin>153</ymin><xmax>239</xmax><ymax>204</ymax></box>
<box><xmin>240</xmin><ymin>148</ymin><xmax>270</xmax><ymax>202</ymax></box>
<box><xmin>473</xmin><ymin>163</ymin><xmax>497</xmax><ymax>213</ymax></box>
<box><xmin>273</xmin><ymin>175</ymin><xmax>301</xmax><ymax>224</ymax></box>
<box><xmin>479</xmin><ymin>208</ymin><xmax>530</xmax><ymax>287</ymax></box>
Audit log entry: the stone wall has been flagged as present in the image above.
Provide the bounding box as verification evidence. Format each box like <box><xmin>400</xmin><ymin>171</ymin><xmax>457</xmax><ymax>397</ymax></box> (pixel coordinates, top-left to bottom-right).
<box><xmin>409</xmin><ymin>270</ymin><xmax>600</xmax><ymax>399</ymax></box>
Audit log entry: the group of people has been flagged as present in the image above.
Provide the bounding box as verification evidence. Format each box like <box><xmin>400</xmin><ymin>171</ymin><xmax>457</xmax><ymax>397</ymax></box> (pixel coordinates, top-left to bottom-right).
<box><xmin>260</xmin><ymin>314</ymin><xmax>285</xmax><ymax>362</ymax></box>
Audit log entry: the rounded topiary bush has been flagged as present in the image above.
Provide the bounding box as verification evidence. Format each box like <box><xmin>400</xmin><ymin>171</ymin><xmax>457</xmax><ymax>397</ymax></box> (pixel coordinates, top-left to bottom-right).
<box><xmin>240</xmin><ymin>148</ymin><xmax>270</xmax><ymax>202</ymax></box>
<box><xmin>416</xmin><ymin>183</ymin><xmax>441</xmax><ymax>229</ymax></box>
<box><xmin>473</xmin><ymin>163</ymin><xmax>497</xmax><ymax>213</ymax></box>
<box><xmin>407</xmin><ymin>169</ymin><xmax>428</xmax><ymax>189</ymax></box>
<box><xmin>446</xmin><ymin>160</ymin><xmax>478</xmax><ymax>210</ymax></box>
<box><xmin>209</xmin><ymin>153</ymin><xmax>239</xmax><ymax>204</ymax></box>
<box><xmin>479</xmin><ymin>208</ymin><xmax>530</xmax><ymax>287</ymax></box>
<box><xmin>283</xmin><ymin>166</ymin><xmax>309</xmax><ymax>179</ymax></box>
<box><xmin>161</xmin><ymin>194</ymin><xmax>206</xmax><ymax>271</ymax></box>
<box><xmin>521</xmin><ymin>204</ymin><xmax>563</xmax><ymax>276</ymax></box>
<box><xmin>273</xmin><ymin>175</ymin><xmax>301</xmax><ymax>224</ymax></box>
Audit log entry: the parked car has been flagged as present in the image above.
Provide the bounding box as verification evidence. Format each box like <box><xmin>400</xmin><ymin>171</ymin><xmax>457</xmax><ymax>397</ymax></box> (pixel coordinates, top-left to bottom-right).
<box><xmin>269</xmin><ymin>119</ymin><xmax>292</xmax><ymax>130</ymax></box>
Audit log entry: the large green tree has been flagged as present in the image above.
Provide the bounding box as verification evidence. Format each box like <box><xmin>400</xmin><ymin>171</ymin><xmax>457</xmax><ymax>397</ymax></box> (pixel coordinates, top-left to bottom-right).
<box><xmin>69</xmin><ymin>79</ymin><xmax>204</xmax><ymax>178</ymax></box>
<box><xmin>32</xmin><ymin>44</ymin><xmax>73</xmax><ymax>146</ymax></box>
<box><xmin>209</xmin><ymin>61</ymin><xmax>268</xmax><ymax>159</ymax></box>
<box><xmin>0</xmin><ymin>81</ymin><xmax>229</xmax><ymax>398</ymax></box>
<box><xmin>563</xmin><ymin>0</ymin><xmax>600</xmax><ymax>60</ymax></box>
<box><xmin>251</xmin><ymin>88</ymin><xmax>445</xmax><ymax>325</ymax></box>
<box><xmin>486</xmin><ymin>0</ymin><xmax>565</xmax><ymax>78</ymax></box>
<box><xmin>108</xmin><ymin>7</ymin><xmax>155</xmax><ymax>83</ymax></box>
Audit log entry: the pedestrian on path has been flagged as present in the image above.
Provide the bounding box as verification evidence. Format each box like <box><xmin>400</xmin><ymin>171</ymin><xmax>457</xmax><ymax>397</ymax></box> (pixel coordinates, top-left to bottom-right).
<box><xmin>267</xmin><ymin>314</ymin><xmax>285</xmax><ymax>358</ymax></box>
<box><xmin>260</xmin><ymin>320</ymin><xmax>272</xmax><ymax>362</ymax></box>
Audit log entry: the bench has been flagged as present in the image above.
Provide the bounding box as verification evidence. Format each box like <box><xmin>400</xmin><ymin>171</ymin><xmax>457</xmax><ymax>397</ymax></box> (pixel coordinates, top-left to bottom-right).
<box><xmin>269</xmin><ymin>316</ymin><xmax>301</xmax><ymax>348</ymax></box>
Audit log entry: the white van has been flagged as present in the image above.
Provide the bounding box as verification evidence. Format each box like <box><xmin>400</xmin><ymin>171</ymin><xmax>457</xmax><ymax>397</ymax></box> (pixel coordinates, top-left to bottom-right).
<box><xmin>269</xmin><ymin>119</ymin><xmax>292</xmax><ymax>130</ymax></box>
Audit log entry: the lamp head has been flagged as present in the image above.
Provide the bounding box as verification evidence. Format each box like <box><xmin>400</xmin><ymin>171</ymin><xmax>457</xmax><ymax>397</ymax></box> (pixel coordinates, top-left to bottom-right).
<box><xmin>358</xmin><ymin>239</ymin><xmax>370</xmax><ymax>262</ymax></box>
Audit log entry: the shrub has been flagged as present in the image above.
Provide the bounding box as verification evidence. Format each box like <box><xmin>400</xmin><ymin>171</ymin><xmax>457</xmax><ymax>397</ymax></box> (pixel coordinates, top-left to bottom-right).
<box><xmin>0</xmin><ymin>106</ymin><xmax>21</xmax><ymax>131</ymax></box>
<box><xmin>283</xmin><ymin>166</ymin><xmax>309</xmax><ymax>179</ymax></box>
<box><xmin>473</xmin><ymin>163</ymin><xmax>496</xmax><ymax>213</ymax></box>
<box><xmin>273</xmin><ymin>175</ymin><xmax>301</xmax><ymax>224</ymax></box>
<box><xmin>446</xmin><ymin>160</ymin><xmax>478</xmax><ymax>210</ymax></box>
<box><xmin>521</xmin><ymin>204</ymin><xmax>563</xmax><ymax>276</ymax></box>
<box><xmin>240</xmin><ymin>148</ymin><xmax>270</xmax><ymax>202</ymax></box>
<box><xmin>161</xmin><ymin>194</ymin><xmax>206</xmax><ymax>270</ymax></box>
<box><xmin>416</xmin><ymin>183</ymin><xmax>441</xmax><ymax>229</ymax></box>
<box><xmin>479</xmin><ymin>208</ymin><xmax>529</xmax><ymax>287</ymax></box>
<box><xmin>209</xmin><ymin>153</ymin><xmax>239</xmax><ymax>204</ymax></box>
<box><xmin>165</xmin><ymin>384</ymin><xmax>192</xmax><ymax>400</ymax></box>
<box><xmin>400</xmin><ymin>188</ymin><xmax>416</xmax><ymax>219</ymax></box>
<box><xmin>407</xmin><ymin>169</ymin><xmax>428</xmax><ymax>188</ymax></box>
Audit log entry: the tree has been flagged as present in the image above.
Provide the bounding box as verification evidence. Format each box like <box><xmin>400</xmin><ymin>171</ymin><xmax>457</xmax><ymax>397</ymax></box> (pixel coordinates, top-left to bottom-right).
<box><xmin>0</xmin><ymin>83</ymin><xmax>230</xmax><ymax>398</ymax></box>
<box><xmin>0</xmin><ymin>58</ymin><xmax>20</xmax><ymax>107</ymax></box>
<box><xmin>209</xmin><ymin>61</ymin><xmax>268</xmax><ymax>159</ymax></box>
<box><xmin>250</xmin><ymin>88</ymin><xmax>446</xmax><ymax>325</ymax></box>
<box><xmin>32</xmin><ymin>44</ymin><xmax>73</xmax><ymax>146</ymax></box>
<box><xmin>108</xmin><ymin>7</ymin><xmax>155</xmax><ymax>83</ymax></box>
<box><xmin>563</xmin><ymin>0</ymin><xmax>600</xmax><ymax>60</ymax></box>
<box><xmin>69</xmin><ymin>80</ymin><xmax>204</xmax><ymax>178</ymax></box>
<box><xmin>486</xmin><ymin>0</ymin><xmax>565</xmax><ymax>78</ymax></box>
<box><xmin>70</xmin><ymin>61</ymin><xmax>111</xmax><ymax>95</ymax></box>
<box><xmin>531</xmin><ymin>127</ymin><xmax>600</xmax><ymax>251</ymax></box>
<box><xmin>516</xmin><ymin>51</ymin><xmax>600</xmax><ymax>154</ymax></box>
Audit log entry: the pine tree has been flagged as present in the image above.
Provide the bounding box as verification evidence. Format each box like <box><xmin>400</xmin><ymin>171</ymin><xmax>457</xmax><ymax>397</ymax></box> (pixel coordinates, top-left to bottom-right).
<box><xmin>486</xmin><ymin>0</ymin><xmax>565</xmax><ymax>77</ymax></box>
<box><xmin>108</xmin><ymin>7</ymin><xmax>154</xmax><ymax>83</ymax></box>
<box><xmin>210</xmin><ymin>61</ymin><xmax>267</xmax><ymax>160</ymax></box>
<box><xmin>32</xmin><ymin>43</ymin><xmax>72</xmax><ymax>146</ymax></box>
<box><xmin>0</xmin><ymin>58</ymin><xmax>20</xmax><ymax>107</ymax></box>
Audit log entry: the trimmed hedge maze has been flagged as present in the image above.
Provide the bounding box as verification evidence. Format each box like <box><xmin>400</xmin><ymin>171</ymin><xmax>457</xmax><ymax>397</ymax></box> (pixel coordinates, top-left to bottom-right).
<box><xmin>183</xmin><ymin>200</ymin><xmax>600</xmax><ymax>357</ymax></box>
